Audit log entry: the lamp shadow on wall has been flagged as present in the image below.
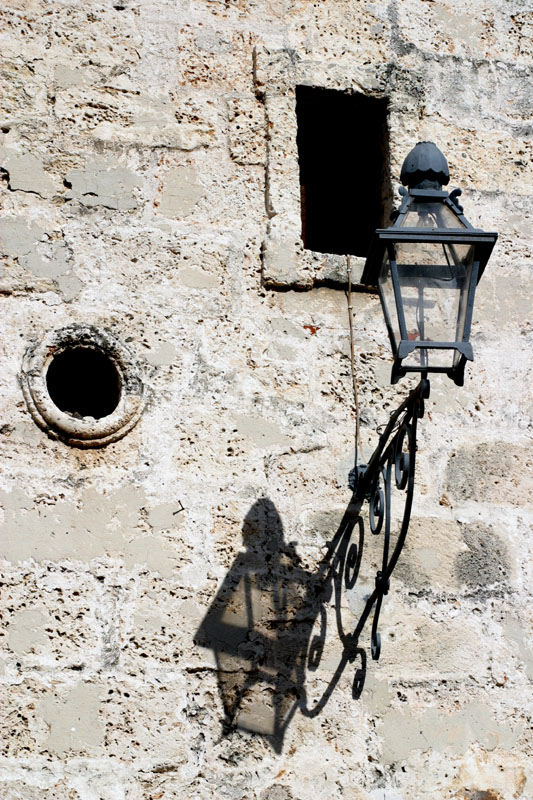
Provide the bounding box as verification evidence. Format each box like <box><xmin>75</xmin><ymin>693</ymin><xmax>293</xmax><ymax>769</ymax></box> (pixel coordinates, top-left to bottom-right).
<box><xmin>194</xmin><ymin>496</ymin><xmax>368</xmax><ymax>754</ymax></box>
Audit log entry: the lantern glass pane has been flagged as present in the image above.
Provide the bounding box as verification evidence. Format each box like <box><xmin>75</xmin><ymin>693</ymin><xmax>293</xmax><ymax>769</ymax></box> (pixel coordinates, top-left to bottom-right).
<box><xmin>395</xmin><ymin>241</ymin><xmax>475</xmax><ymax>369</ymax></box>
<box><xmin>400</xmin><ymin>201</ymin><xmax>466</xmax><ymax>229</ymax></box>
<box><xmin>378</xmin><ymin>251</ymin><xmax>400</xmax><ymax>349</ymax></box>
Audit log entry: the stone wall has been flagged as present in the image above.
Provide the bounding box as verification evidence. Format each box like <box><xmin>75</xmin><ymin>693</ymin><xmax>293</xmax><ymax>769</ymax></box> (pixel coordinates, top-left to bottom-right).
<box><xmin>0</xmin><ymin>1</ymin><xmax>531</xmax><ymax>798</ymax></box>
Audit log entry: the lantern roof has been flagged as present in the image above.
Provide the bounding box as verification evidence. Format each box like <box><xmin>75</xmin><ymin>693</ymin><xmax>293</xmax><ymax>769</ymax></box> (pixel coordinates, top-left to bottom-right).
<box><xmin>400</xmin><ymin>141</ymin><xmax>450</xmax><ymax>189</ymax></box>
<box><xmin>361</xmin><ymin>144</ymin><xmax>497</xmax><ymax>287</ymax></box>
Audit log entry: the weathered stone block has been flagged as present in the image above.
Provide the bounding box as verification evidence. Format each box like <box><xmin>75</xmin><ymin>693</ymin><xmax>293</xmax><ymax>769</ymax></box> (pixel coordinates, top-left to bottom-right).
<box><xmin>445</xmin><ymin>442</ymin><xmax>533</xmax><ymax>505</ymax></box>
<box><xmin>39</xmin><ymin>683</ymin><xmax>104</xmax><ymax>755</ymax></box>
<box><xmin>228</xmin><ymin>96</ymin><xmax>266</xmax><ymax>165</ymax></box>
<box><xmin>156</xmin><ymin>165</ymin><xmax>206</xmax><ymax>218</ymax></box>
<box><xmin>0</xmin><ymin>149</ymin><xmax>58</xmax><ymax>198</ymax></box>
<box><xmin>65</xmin><ymin>158</ymin><xmax>142</xmax><ymax>211</ymax></box>
<box><xmin>394</xmin><ymin>518</ymin><xmax>511</xmax><ymax>594</ymax></box>
<box><xmin>0</xmin><ymin>567</ymin><xmax>101</xmax><ymax>670</ymax></box>
<box><xmin>0</xmin><ymin>216</ymin><xmax>70</xmax><ymax>281</ymax></box>
<box><xmin>378</xmin><ymin>700</ymin><xmax>521</xmax><ymax>765</ymax></box>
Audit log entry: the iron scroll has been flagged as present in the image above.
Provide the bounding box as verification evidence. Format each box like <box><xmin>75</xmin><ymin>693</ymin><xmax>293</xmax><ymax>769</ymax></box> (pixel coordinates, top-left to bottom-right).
<box><xmin>352</xmin><ymin>377</ymin><xmax>429</xmax><ymax>660</ymax></box>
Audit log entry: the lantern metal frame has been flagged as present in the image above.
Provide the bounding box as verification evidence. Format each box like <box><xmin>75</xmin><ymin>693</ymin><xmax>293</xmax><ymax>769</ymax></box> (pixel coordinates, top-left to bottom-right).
<box><xmin>361</xmin><ymin>186</ymin><xmax>497</xmax><ymax>386</ymax></box>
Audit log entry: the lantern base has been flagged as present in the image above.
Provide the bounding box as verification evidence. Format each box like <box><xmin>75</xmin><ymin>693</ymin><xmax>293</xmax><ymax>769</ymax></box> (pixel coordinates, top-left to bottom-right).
<box><xmin>391</xmin><ymin>340</ymin><xmax>473</xmax><ymax>386</ymax></box>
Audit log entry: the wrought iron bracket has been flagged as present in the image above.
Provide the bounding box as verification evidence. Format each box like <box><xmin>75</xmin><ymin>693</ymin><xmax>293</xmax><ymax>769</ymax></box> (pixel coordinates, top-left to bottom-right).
<box><xmin>351</xmin><ymin>377</ymin><xmax>429</xmax><ymax>660</ymax></box>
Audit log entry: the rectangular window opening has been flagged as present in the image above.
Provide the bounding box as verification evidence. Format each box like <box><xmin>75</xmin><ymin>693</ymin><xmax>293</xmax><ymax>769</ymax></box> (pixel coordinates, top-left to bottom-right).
<box><xmin>296</xmin><ymin>85</ymin><xmax>391</xmax><ymax>258</ymax></box>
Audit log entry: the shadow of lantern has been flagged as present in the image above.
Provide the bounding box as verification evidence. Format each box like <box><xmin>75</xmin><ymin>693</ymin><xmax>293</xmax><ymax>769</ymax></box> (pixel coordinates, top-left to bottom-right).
<box><xmin>195</xmin><ymin>498</ymin><xmax>320</xmax><ymax>753</ymax></box>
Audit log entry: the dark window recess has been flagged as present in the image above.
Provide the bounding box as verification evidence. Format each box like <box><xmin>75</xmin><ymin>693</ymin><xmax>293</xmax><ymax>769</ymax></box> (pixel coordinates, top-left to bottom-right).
<box><xmin>46</xmin><ymin>347</ymin><xmax>121</xmax><ymax>419</ymax></box>
<box><xmin>295</xmin><ymin>86</ymin><xmax>391</xmax><ymax>258</ymax></box>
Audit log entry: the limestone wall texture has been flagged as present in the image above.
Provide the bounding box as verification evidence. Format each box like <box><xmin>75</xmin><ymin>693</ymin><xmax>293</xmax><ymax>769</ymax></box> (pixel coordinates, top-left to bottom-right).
<box><xmin>0</xmin><ymin>1</ymin><xmax>532</xmax><ymax>798</ymax></box>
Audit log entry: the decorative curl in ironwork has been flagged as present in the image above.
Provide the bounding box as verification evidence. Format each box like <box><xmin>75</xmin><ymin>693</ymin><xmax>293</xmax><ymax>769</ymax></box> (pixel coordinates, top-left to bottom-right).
<box><xmin>300</xmin><ymin>379</ymin><xmax>430</xmax><ymax>721</ymax></box>
<box><xmin>354</xmin><ymin>378</ymin><xmax>429</xmax><ymax>660</ymax></box>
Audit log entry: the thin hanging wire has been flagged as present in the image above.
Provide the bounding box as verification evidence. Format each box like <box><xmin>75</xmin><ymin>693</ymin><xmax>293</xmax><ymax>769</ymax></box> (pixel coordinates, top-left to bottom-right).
<box><xmin>346</xmin><ymin>255</ymin><xmax>366</xmax><ymax>468</ymax></box>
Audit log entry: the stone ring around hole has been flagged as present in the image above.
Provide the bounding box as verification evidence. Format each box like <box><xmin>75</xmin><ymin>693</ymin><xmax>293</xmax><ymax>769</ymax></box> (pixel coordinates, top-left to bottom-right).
<box><xmin>21</xmin><ymin>325</ymin><xmax>146</xmax><ymax>448</ymax></box>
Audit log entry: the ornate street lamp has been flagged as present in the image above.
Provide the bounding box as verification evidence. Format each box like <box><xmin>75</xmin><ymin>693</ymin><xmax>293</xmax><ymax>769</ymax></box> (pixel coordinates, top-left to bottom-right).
<box><xmin>361</xmin><ymin>141</ymin><xmax>497</xmax><ymax>386</ymax></box>
<box><xmin>352</xmin><ymin>142</ymin><xmax>497</xmax><ymax>660</ymax></box>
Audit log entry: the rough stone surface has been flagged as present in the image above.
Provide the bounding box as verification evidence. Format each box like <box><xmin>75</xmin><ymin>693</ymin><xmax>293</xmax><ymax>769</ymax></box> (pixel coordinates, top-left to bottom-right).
<box><xmin>0</xmin><ymin>1</ymin><xmax>532</xmax><ymax>799</ymax></box>
<box><xmin>65</xmin><ymin>158</ymin><xmax>142</xmax><ymax>211</ymax></box>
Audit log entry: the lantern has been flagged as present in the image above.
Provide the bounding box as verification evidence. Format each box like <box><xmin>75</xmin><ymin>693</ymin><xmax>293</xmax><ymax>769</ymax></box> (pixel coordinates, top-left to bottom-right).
<box><xmin>361</xmin><ymin>142</ymin><xmax>497</xmax><ymax>385</ymax></box>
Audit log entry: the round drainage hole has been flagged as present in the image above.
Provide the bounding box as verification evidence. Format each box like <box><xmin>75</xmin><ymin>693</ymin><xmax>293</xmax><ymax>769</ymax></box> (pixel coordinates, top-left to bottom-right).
<box><xmin>46</xmin><ymin>347</ymin><xmax>121</xmax><ymax>419</ymax></box>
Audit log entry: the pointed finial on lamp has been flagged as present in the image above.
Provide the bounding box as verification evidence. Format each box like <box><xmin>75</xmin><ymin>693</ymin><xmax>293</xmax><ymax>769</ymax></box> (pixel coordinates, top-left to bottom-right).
<box><xmin>400</xmin><ymin>142</ymin><xmax>450</xmax><ymax>190</ymax></box>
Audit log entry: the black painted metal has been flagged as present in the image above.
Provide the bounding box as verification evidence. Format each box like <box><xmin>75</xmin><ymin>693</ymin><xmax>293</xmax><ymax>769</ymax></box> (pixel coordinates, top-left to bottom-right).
<box><xmin>352</xmin><ymin>377</ymin><xmax>430</xmax><ymax>660</ymax></box>
<box><xmin>400</xmin><ymin>141</ymin><xmax>450</xmax><ymax>190</ymax></box>
<box><xmin>345</xmin><ymin>144</ymin><xmax>496</xmax><ymax>659</ymax></box>
<box><xmin>361</xmin><ymin>142</ymin><xmax>497</xmax><ymax>386</ymax></box>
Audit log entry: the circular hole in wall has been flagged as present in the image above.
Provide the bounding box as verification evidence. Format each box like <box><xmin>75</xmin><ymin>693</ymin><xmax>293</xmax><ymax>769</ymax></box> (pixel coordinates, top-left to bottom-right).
<box><xmin>46</xmin><ymin>347</ymin><xmax>121</xmax><ymax>419</ymax></box>
<box><xmin>21</xmin><ymin>325</ymin><xmax>145</xmax><ymax>448</ymax></box>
